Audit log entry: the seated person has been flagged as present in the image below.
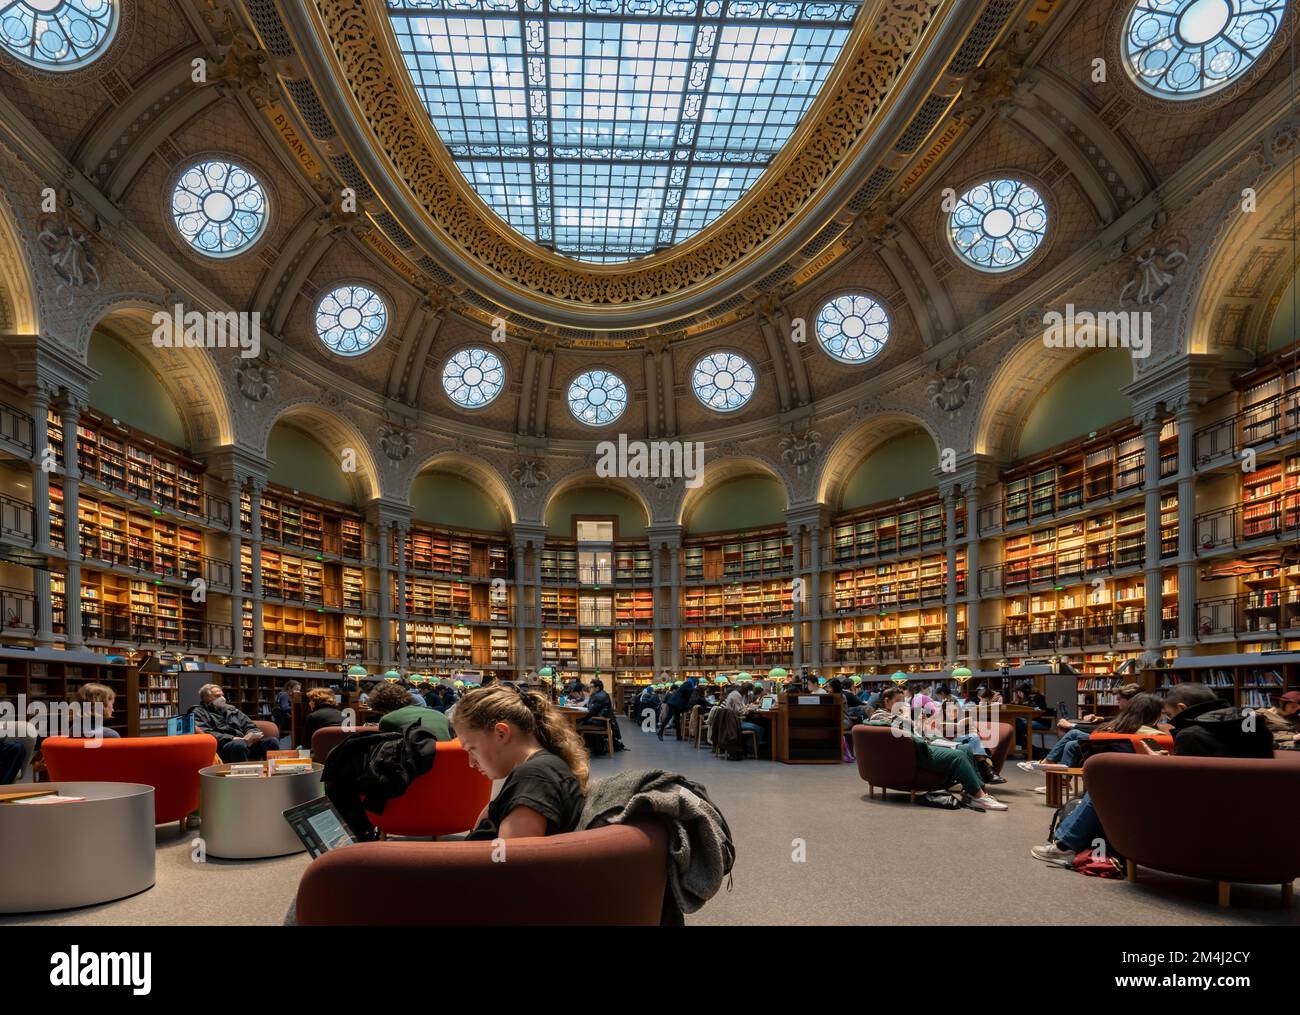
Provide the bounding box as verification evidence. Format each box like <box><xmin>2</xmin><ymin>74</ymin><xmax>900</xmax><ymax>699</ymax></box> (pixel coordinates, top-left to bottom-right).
<box><xmin>723</xmin><ymin>680</ymin><xmax>766</xmax><ymax>746</ymax></box>
<box><xmin>1011</xmin><ymin>682</ymin><xmax>1051</xmax><ymax>750</ymax></box>
<box><xmin>406</xmin><ymin>682</ymin><xmax>428</xmax><ymax>708</ymax></box>
<box><xmin>456</xmin><ymin>684</ymin><xmax>588</xmax><ymax>841</ymax></box>
<box><xmin>868</xmin><ymin>686</ymin><xmax>1007</xmax><ymax>810</ymax></box>
<box><xmin>580</xmin><ymin>677</ymin><xmax>626</xmax><ymax>752</ymax></box>
<box><xmin>1258</xmin><ymin>690</ymin><xmax>1300</xmax><ymax>750</ymax></box>
<box><xmin>636</xmin><ymin>684</ymin><xmax>661</xmax><ymax>723</ymax></box>
<box><xmin>1032</xmin><ymin>682</ymin><xmax>1273</xmax><ymax>866</ymax></box>
<box><xmin>1020</xmin><ymin>691</ymin><xmax>1163</xmax><ymax>774</ymax></box>
<box><xmin>369</xmin><ymin>680</ymin><xmax>452</xmax><ymax>739</ymax></box>
<box><xmin>191</xmin><ymin>683</ymin><xmax>281</xmax><ymax>763</ymax></box>
<box><xmin>688</xmin><ymin>681</ymin><xmax>714</xmax><ymax>713</ymax></box>
<box><xmin>431</xmin><ymin>683</ymin><xmax>457</xmax><ymax>713</ymax></box>
<box><xmin>977</xmin><ymin>686</ymin><xmax>1002</xmax><ymax>706</ymax></box>
<box><xmin>828</xmin><ymin>678</ymin><xmax>865</xmax><ymax>725</ymax></box>
<box><xmin>1056</xmin><ymin>683</ymin><xmax>1142</xmax><ymax>734</ymax></box>
<box><xmin>302</xmin><ymin>687</ymin><xmax>345</xmax><ymax>746</ymax></box>
<box><xmin>0</xmin><ymin>735</ymin><xmax>26</xmax><ymax>783</ymax></box>
<box><xmin>75</xmin><ymin>682</ymin><xmax>120</xmax><ymax>739</ymax></box>
<box><xmin>562</xmin><ymin>677</ymin><xmax>585</xmax><ymax>698</ymax></box>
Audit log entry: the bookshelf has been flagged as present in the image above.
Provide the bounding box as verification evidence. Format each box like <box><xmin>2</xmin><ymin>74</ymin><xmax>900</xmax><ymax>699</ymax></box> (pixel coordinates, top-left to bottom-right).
<box><xmin>405</xmin><ymin>576</ymin><xmax>472</xmax><ymax>621</ymax></box>
<box><xmin>0</xmin><ymin>648</ymin><xmax>135</xmax><ymax>736</ymax></box>
<box><xmin>614</xmin><ymin>547</ymin><xmax>653</xmax><ymax>582</ymax></box>
<box><xmin>243</xmin><ymin>487</ymin><xmax>368</xmax><ymax>560</ymax></box>
<box><xmin>615</xmin><ymin>629</ymin><xmax>654</xmax><ymax>666</ymax></box>
<box><xmin>994</xmin><ymin>505</ymin><xmax>1167</xmax><ymax>592</ymax></box>
<box><xmin>1151</xmin><ymin>654</ymin><xmax>1300</xmax><ymax>709</ymax></box>
<box><xmin>541</xmin><ymin>628</ymin><xmax>580</xmax><ymax>667</ymax></box>
<box><xmin>51</xmin><ymin>485</ymin><xmax>205</xmax><ymax>580</ymax></box>
<box><xmin>404</xmin><ymin>526</ymin><xmax>480</xmax><ymax>576</ymax></box>
<box><xmin>248</xmin><ymin>601</ymin><xmax>332</xmax><ymax>660</ymax></box>
<box><xmin>683</xmin><ymin>622</ymin><xmax>795</xmax><ymax>665</ymax></box>
<box><xmin>405</xmin><ymin>620</ymin><xmax>474</xmax><ymax>666</ymax></box>
<box><xmin>541</xmin><ymin>546</ymin><xmax>579</xmax><ymax>582</ymax></box>
<box><xmin>541</xmin><ymin>588</ymin><xmax>579</xmax><ymax>626</ymax></box>
<box><xmin>831</xmin><ymin>494</ymin><xmax>960</xmax><ymax>564</ymax></box>
<box><xmin>831</xmin><ymin>551</ymin><xmax>965</xmax><ymax>613</ymax></box>
<box><xmin>998</xmin><ymin>422</ymin><xmax>1174</xmax><ymax>527</ymax></box>
<box><xmin>683</xmin><ymin>579</ymin><xmax>794</xmax><ymax>624</ymax></box>
<box><xmin>614</xmin><ymin>588</ymin><xmax>653</xmax><ymax>625</ymax></box>
<box><xmin>52</xmin><ymin>570</ymin><xmax>205</xmax><ymax>648</ymax></box>
<box><xmin>682</xmin><ymin>530</ymin><xmax>793</xmax><ymax>582</ymax></box>
<box><xmin>50</xmin><ymin>409</ymin><xmax>207</xmax><ymax>518</ymax></box>
<box><xmin>828</xmin><ymin>606</ymin><xmax>959</xmax><ymax>664</ymax></box>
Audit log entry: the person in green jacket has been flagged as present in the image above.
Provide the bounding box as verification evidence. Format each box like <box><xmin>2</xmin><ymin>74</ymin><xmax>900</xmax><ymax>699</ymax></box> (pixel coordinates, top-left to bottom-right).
<box><xmin>368</xmin><ymin>680</ymin><xmax>452</xmax><ymax>740</ymax></box>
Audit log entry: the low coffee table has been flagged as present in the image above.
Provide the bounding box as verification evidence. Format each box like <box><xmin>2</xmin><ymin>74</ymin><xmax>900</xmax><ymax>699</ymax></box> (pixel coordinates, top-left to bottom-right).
<box><xmin>199</xmin><ymin>763</ymin><xmax>324</xmax><ymax>859</ymax></box>
<box><xmin>0</xmin><ymin>781</ymin><xmax>156</xmax><ymax>913</ymax></box>
<box><xmin>1044</xmin><ymin>767</ymin><xmax>1085</xmax><ymax>807</ymax></box>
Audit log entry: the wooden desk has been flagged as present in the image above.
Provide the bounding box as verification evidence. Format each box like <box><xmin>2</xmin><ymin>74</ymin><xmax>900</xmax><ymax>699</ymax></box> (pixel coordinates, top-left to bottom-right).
<box><xmin>993</xmin><ymin>704</ymin><xmax>1044</xmax><ymax>760</ymax></box>
<box><xmin>776</xmin><ymin>694</ymin><xmax>843</xmax><ymax>764</ymax></box>
<box><xmin>739</xmin><ymin>708</ymin><xmax>779</xmax><ymax>761</ymax></box>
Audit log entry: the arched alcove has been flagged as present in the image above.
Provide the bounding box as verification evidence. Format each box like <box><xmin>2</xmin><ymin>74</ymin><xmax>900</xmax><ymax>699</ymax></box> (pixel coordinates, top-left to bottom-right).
<box><xmin>840</xmin><ymin>429</ymin><xmax>938</xmax><ymax>510</ymax></box>
<box><xmin>1016</xmin><ymin>348</ymin><xmax>1133</xmax><ymax>458</ymax></box>
<box><xmin>544</xmin><ymin>482</ymin><xmax>649</xmax><ymax>538</ymax></box>
<box><xmin>87</xmin><ymin>329</ymin><xmax>188</xmax><ymax>448</ymax></box>
<box><xmin>684</xmin><ymin>474</ymin><xmax>787</xmax><ymax>534</ymax></box>
<box><xmin>261</xmin><ymin>405</ymin><xmax>380</xmax><ymax>504</ymax></box>
<box><xmin>411</xmin><ymin>470</ymin><xmax>507</xmax><ymax>531</ymax></box>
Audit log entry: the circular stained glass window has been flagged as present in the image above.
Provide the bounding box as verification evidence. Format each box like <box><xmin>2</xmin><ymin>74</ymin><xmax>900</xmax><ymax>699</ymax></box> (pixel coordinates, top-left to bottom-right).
<box><xmin>442</xmin><ymin>347</ymin><xmax>505</xmax><ymax>408</ymax></box>
<box><xmin>0</xmin><ymin>0</ymin><xmax>117</xmax><ymax>71</ymax></box>
<box><xmin>568</xmin><ymin>369</ymin><xmax>628</xmax><ymax>427</ymax></box>
<box><xmin>816</xmin><ymin>294</ymin><xmax>891</xmax><ymax>364</ymax></box>
<box><xmin>1124</xmin><ymin>0</ymin><xmax>1286</xmax><ymax>99</ymax></box>
<box><xmin>171</xmin><ymin>160</ymin><xmax>268</xmax><ymax>258</ymax></box>
<box><xmin>947</xmin><ymin>178</ymin><xmax>1048</xmax><ymax>272</ymax></box>
<box><xmin>315</xmin><ymin>284</ymin><xmax>388</xmax><ymax>357</ymax></box>
<box><xmin>692</xmin><ymin>351</ymin><xmax>757</xmax><ymax>412</ymax></box>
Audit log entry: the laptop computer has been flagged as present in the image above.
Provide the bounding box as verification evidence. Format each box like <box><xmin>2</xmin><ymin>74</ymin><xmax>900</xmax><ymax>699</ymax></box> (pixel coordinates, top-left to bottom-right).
<box><xmin>165</xmin><ymin>713</ymin><xmax>195</xmax><ymax>736</ymax></box>
<box><xmin>283</xmin><ymin>796</ymin><xmax>357</xmax><ymax>858</ymax></box>
<box><xmin>760</xmin><ymin>695</ymin><xmax>777</xmax><ymax>710</ymax></box>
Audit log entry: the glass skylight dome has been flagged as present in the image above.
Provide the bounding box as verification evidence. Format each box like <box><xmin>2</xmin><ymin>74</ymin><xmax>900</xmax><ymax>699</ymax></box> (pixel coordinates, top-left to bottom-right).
<box><xmin>389</xmin><ymin>0</ymin><xmax>861</xmax><ymax>262</ymax></box>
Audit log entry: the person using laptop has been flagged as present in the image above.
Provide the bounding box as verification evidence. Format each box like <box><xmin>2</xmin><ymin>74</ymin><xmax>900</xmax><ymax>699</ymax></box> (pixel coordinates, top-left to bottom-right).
<box><xmin>455</xmin><ymin>684</ymin><xmax>587</xmax><ymax>841</ymax></box>
<box><xmin>191</xmin><ymin>683</ymin><xmax>281</xmax><ymax>763</ymax></box>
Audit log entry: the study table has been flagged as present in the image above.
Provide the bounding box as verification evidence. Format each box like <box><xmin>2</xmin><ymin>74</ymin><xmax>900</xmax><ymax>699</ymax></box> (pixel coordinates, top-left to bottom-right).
<box><xmin>199</xmin><ymin>762</ymin><xmax>324</xmax><ymax>859</ymax></box>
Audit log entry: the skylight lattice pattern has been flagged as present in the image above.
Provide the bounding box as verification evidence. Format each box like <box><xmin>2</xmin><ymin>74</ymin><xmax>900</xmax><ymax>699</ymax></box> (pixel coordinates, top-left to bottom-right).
<box><xmin>388</xmin><ymin>0</ymin><xmax>860</xmax><ymax>261</ymax></box>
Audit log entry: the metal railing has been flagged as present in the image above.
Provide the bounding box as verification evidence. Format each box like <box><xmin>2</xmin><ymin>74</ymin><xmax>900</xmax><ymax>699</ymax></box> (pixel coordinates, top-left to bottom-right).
<box><xmin>0</xmin><ymin>494</ymin><xmax>33</xmax><ymax>541</ymax></box>
<box><xmin>1194</xmin><ymin>392</ymin><xmax>1300</xmax><ymax>466</ymax></box>
<box><xmin>1194</xmin><ymin>502</ymin><xmax>1300</xmax><ymax>550</ymax></box>
<box><xmin>1193</xmin><ymin>593</ymin><xmax>1298</xmax><ymax>639</ymax></box>
<box><xmin>0</xmin><ymin>585</ymin><xmax>35</xmax><ymax>633</ymax></box>
<box><xmin>0</xmin><ymin>400</ymin><xmax>33</xmax><ymax>453</ymax></box>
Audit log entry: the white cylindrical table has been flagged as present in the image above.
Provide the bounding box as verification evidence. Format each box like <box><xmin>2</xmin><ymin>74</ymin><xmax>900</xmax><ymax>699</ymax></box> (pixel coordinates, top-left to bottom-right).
<box><xmin>0</xmin><ymin>781</ymin><xmax>156</xmax><ymax>914</ymax></box>
<box><xmin>199</xmin><ymin>763</ymin><xmax>324</xmax><ymax>859</ymax></box>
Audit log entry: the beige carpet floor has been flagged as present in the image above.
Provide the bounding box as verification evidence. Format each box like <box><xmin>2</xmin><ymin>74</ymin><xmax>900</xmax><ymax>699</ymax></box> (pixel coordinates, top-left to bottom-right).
<box><xmin>4</xmin><ymin>726</ymin><xmax>1296</xmax><ymax>926</ymax></box>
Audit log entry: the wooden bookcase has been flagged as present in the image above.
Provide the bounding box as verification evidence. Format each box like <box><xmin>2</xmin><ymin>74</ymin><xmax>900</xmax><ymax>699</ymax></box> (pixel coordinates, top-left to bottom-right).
<box><xmin>541</xmin><ymin>628</ymin><xmax>579</xmax><ymax>667</ymax></box>
<box><xmin>52</xmin><ymin>485</ymin><xmax>205</xmax><ymax>580</ymax></box>
<box><xmin>50</xmin><ymin>409</ymin><xmax>207</xmax><ymax>518</ymax></box>
<box><xmin>404</xmin><ymin>620</ymin><xmax>473</xmax><ymax>666</ymax></box>
<box><xmin>832</xmin><ymin>551</ymin><xmax>965</xmax><ymax>613</ymax></box>
<box><xmin>52</xmin><ymin>570</ymin><xmax>205</xmax><ymax>649</ymax></box>
<box><xmin>541</xmin><ymin>545</ymin><xmax>579</xmax><ymax>582</ymax></box>
<box><xmin>1150</xmin><ymin>653</ymin><xmax>1300</xmax><ymax>709</ymax></box>
<box><xmin>831</xmin><ymin>494</ymin><xmax>961</xmax><ymax>564</ymax></box>
<box><xmin>0</xmin><ymin>648</ymin><xmax>135</xmax><ymax>737</ymax></box>
<box><xmin>614</xmin><ymin>547</ymin><xmax>653</xmax><ymax>582</ymax></box>
<box><xmin>404</xmin><ymin>576</ymin><xmax>472</xmax><ymax>621</ymax></box>
<box><xmin>242</xmin><ymin>486</ymin><xmax>367</xmax><ymax>560</ymax></box>
<box><xmin>777</xmin><ymin>693</ymin><xmax>843</xmax><ymax>764</ymax></box>
<box><xmin>683</xmin><ymin>529</ymin><xmax>793</xmax><ymax>582</ymax></box>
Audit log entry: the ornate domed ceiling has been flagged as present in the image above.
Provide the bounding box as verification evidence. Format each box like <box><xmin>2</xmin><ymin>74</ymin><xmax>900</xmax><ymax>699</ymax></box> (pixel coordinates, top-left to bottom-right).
<box><xmin>269</xmin><ymin>0</ymin><xmax>1003</xmax><ymax>337</ymax></box>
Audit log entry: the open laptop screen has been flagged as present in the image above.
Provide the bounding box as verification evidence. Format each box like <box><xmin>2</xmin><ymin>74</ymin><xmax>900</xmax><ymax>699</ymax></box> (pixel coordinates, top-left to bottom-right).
<box><xmin>283</xmin><ymin>796</ymin><xmax>356</xmax><ymax>858</ymax></box>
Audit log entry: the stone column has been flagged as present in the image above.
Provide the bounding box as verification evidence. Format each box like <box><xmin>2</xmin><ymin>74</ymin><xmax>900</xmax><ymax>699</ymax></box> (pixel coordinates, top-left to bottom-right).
<box><xmin>669</xmin><ymin>542</ymin><xmax>681</xmax><ymax>673</ymax></box>
<box><xmin>31</xmin><ymin>385</ymin><xmax>52</xmax><ymax>644</ymax></box>
<box><xmin>513</xmin><ymin>538</ymin><xmax>528</xmax><ymax>672</ymax></box>
<box><xmin>59</xmin><ymin>394</ymin><xmax>83</xmax><ymax>648</ymax></box>
<box><xmin>247</xmin><ymin>477</ymin><xmax>265</xmax><ymax>662</ymax></box>
<box><xmin>944</xmin><ymin>485</ymin><xmax>959</xmax><ymax>663</ymax></box>
<box><xmin>377</xmin><ymin>520</ymin><xmax>393</xmax><ymax>667</ymax></box>
<box><xmin>1175</xmin><ymin>401</ymin><xmax>1198</xmax><ymax>645</ymax></box>
<box><xmin>395</xmin><ymin>522</ymin><xmax>409</xmax><ymax>670</ymax></box>
<box><xmin>228</xmin><ymin>476</ymin><xmax>245</xmax><ymax>663</ymax></box>
<box><xmin>651</xmin><ymin>544</ymin><xmax>664</xmax><ymax>673</ymax></box>
<box><xmin>790</xmin><ymin>524</ymin><xmax>802</xmax><ymax>669</ymax></box>
<box><xmin>964</xmin><ymin>482</ymin><xmax>981</xmax><ymax>661</ymax></box>
<box><xmin>808</xmin><ymin>522</ymin><xmax>822</xmax><ymax>668</ymax></box>
<box><xmin>1140</xmin><ymin>409</ymin><xmax>1164</xmax><ymax>652</ymax></box>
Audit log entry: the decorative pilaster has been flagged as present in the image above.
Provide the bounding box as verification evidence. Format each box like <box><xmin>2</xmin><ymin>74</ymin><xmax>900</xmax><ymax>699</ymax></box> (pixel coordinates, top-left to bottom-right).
<box><xmin>247</xmin><ymin>476</ymin><xmax>265</xmax><ymax>663</ymax></box>
<box><xmin>30</xmin><ymin>384</ymin><xmax>52</xmax><ymax>644</ymax></box>
<box><xmin>647</xmin><ymin>523</ymin><xmax>682</xmax><ymax>677</ymax></box>
<box><xmin>942</xmin><ymin>484</ymin><xmax>959</xmax><ymax>663</ymax></box>
<box><xmin>1174</xmin><ymin>400</ymin><xmax>1199</xmax><ymax>645</ymax></box>
<box><xmin>1138</xmin><ymin>408</ymin><xmax>1165</xmax><ymax>652</ymax></box>
<box><xmin>395</xmin><ymin>521</ymin><xmax>409</xmax><ymax>670</ymax></box>
<box><xmin>227</xmin><ymin>476</ymin><xmax>245</xmax><ymax>663</ymax></box>
<box><xmin>58</xmin><ymin>393</ymin><xmax>84</xmax><ymax>649</ymax></box>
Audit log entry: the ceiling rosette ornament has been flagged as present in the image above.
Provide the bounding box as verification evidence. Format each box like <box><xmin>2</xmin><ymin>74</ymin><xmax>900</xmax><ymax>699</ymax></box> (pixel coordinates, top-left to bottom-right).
<box><xmin>236</xmin><ymin>355</ymin><xmax>276</xmax><ymax>402</ymax></box>
<box><xmin>927</xmin><ymin>359</ymin><xmax>977</xmax><ymax>412</ymax></box>
<box><xmin>510</xmin><ymin>458</ymin><xmax>549</xmax><ymax>500</ymax></box>
<box><xmin>37</xmin><ymin>207</ymin><xmax>100</xmax><ymax>304</ymax></box>
<box><xmin>780</xmin><ymin>427</ymin><xmax>822</xmax><ymax>477</ymax></box>
<box><xmin>378</xmin><ymin>423</ymin><xmax>413</xmax><ymax>462</ymax></box>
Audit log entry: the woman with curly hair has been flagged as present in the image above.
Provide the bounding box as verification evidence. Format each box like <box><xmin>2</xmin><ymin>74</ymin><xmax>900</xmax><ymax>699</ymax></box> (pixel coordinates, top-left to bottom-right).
<box><xmin>454</xmin><ymin>683</ymin><xmax>589</xmax><ymax>841</ymax></box>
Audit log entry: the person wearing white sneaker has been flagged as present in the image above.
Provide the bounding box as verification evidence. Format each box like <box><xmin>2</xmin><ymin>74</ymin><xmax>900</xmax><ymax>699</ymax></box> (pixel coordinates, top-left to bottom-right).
<box><xmin>964</xmin><ymin>792</ymin><xmax>1008</xmax><ymax>811</ymax></box>
<box><xmin>1016</xmin><ymin>760</ymin><xmax>1045</xmax><ymax>774</ymax></box>
<box><xmin>1030</xmin><ymin>842</ymin><xmax>1076</xmax><ymax>866</ymax></box>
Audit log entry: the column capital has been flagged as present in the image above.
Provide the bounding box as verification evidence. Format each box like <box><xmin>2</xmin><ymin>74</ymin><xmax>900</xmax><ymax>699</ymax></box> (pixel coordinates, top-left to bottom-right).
<box><xmin>645</xmin><ymin>522</ymin><xmax>683</xmax><ymax>549</ymax></box>
<box><xmin>784</xmin><ymin>503</ymin><xmax>828</xmax><ymax>534</ymax></box>
<box><xmin>200</xmin><ymin>445</ymin><xmax>272</xmax><ymax>487</ymax></box>
<box><xmin>510</xmin><ymin>521</ymin><xmax>548</xmax><ymax>549</ymax></box>
<box><xmin>56</xmin><ymin>391</ymin><xmax>88</xmax><ymax>418</ymax></box>
<box><xmin>365</xmin><ymin>496</ymin><xmax>413</xmax><ymax>530</ymax></box>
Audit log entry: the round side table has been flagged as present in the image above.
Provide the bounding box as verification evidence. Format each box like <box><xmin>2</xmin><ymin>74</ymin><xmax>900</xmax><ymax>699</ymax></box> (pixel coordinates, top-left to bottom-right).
<box><xmin>0</xmin><ymin>781</ymin><xmax>156</xmax><ymax>914</ymax></box>
<box><xmin>199</xmin><ymin>763</ymin><xmax>324</xmax><ymax>859</ymax></box>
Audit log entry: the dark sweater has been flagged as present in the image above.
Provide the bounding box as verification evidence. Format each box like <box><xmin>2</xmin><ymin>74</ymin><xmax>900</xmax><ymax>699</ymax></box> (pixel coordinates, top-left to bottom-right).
<box><xmin>1171</xmin><ymin>699</ymin><xmax>1274</xmax><ymax>758</ymax></box>
<box><xmin>303</xmin><ymin>706</ymin><xmax>345</xmax><ymax>746</ymax></box>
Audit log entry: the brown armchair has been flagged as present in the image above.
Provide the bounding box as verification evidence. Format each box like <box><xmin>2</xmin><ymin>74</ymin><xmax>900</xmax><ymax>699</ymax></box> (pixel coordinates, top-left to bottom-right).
<box><xmin>295</xmin><ymin>819</ymin><xmax>669</xmax><ymax>925</ymax></box>
<box><xmin>1086</xmin><ymin>752</ymin><xmax>1300</xmax><ymax>906</ymax></box>
<box><xmin>852</xmin><ymin>722</ymin><xmax>1014</xmax><ymax>800</ymax></box>
<box><xmin>310</xmin><ymin>724</ymin><xmax>380</xmax><ymax>765</ymax></box>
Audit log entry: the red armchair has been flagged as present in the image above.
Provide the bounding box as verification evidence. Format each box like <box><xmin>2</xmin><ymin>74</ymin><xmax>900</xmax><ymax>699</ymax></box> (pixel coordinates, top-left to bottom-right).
<box><xmin>365</xmin><ymin>740</ymin><xmax>493</xmax><ymax>838</ymax></box>
<box><xmin>41</xmin><ymin>733</ymin><xmax>218</xmax><ymax>826</ymax></box>
<box><xmin>310</xmin><ymin>724</ymin><xmax>379</xmax><ymax>765</ymax></box>
<box><xmin>295</xmin><ymin>819</ymin><xmax>668</xmax><ymax>925</ymax></box>
<box><xmin>852</xmin><ymin>722</ymin><xmax>1014</xmax><ymax>800</ymax></box>
<box><xmin>1086</xmin><ymin>752</ymin><xmax>1300</xmax><ymax>906</ymax></box>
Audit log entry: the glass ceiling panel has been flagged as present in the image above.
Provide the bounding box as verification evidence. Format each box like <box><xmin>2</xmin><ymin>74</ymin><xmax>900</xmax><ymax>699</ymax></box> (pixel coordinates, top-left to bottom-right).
<box><xmin>388</xmin><ymin>0</ymin><xmax>861</xmax><ymax>262</ymax></box>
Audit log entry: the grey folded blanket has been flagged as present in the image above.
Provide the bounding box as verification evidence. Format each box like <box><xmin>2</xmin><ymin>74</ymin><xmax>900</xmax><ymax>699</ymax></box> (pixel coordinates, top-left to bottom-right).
<box><xmin>578</xmin><ymin>768</ymin><xmax>735</xmax><ymax>925</ymax></box>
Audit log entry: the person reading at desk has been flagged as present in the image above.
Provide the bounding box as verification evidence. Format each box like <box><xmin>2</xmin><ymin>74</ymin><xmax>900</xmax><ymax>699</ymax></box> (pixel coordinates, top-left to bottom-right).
<box><xmin>456</xmin><ymin>684</ymin><xmax>588</xmax><ymax>842</ymax></box>
<box><xmin>581</xmin><ymin>677</ymin><xmax>627</xmax><ymax>752</ymax></box>
<box><xmin>724</xmin><ymin>680</ymin><xmax>767</xmax><ymax>748</ymax></box>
